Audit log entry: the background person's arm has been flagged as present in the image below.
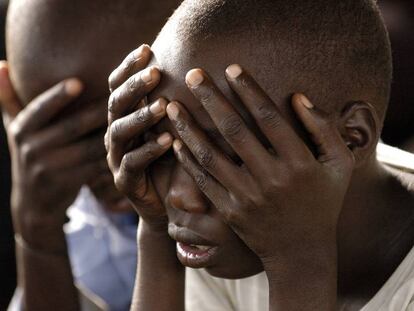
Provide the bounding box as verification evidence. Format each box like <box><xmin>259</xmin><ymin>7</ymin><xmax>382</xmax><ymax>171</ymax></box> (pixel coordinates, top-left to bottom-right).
<box><xmin>0</xmin><ymin>62</ymin><xmax>108</xmax><ymax>311</ymax></box>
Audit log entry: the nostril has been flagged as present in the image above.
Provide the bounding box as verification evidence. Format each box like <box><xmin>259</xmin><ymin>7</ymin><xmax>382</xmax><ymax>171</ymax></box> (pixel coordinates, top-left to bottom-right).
<box><xmin>166</xmin><ymin>189</ymin><xmax>209</xmax><ymax>214</ymax></box>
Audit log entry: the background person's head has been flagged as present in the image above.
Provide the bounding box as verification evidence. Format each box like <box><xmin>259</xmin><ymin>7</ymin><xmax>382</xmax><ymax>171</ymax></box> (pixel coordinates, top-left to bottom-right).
<box><xmin>6</xmin><ymin>0</ymin><xmax>181</xmax><ymax>209</ymax></box>
<box><xmin>148</xmin><ymin>0</ymin><xmax>392</xmax><ymax>278</ymax></box>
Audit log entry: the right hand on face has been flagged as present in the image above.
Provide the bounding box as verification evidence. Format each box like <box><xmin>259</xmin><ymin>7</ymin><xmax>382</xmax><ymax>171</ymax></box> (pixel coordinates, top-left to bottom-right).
<box><xmin>107</xmin><ymin>44</ymin><xmax>172</xmax><ymax>231</ymax></box>
<box><xmin>0</xmin><ymin>62</ymin><xmax>108</xmax><ymax>250</ymax></box>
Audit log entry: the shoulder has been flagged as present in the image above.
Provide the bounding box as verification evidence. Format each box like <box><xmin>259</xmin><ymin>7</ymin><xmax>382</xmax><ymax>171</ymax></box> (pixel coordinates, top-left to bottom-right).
<box><xmin>377</xmin><ymin>143</ymin><xmax>414</xmax><ymax>191</ymax></box>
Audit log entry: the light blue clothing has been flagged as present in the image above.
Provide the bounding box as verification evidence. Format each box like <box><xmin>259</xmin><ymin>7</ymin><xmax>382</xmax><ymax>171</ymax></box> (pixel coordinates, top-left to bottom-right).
<box><xmin>65</xmin><ymin>187</ymin><xmax>137</xmax><ymax>311</ymax></box>
<box><xmin>9</xmin><ymin>187</ymin><xmax>138</xmax><ymax>311</ymax></box>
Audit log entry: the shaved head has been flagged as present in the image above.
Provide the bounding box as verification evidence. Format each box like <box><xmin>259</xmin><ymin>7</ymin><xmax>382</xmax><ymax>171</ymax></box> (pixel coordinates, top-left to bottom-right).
<box><xmin>151</xmin><ymin>0</ymin><xmax>392</xmax><ymax>130</ymax></box>
<box><xmin>6</xmin><ymin>0</ymin><xmax>180</xmax><ymax>105</ymax></box>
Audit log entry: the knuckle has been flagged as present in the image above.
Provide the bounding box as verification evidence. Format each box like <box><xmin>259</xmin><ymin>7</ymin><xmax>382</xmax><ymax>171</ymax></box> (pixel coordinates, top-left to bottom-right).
<box><xmin>219</xmin><ymin>114</ymin><xmax>244</xmax><ymax>139</ymax></box>
<box><xmin>194</xmin><ymin>145</ymin><xmax>215</xmax><ymax>169</ymax></box>
<box><xmin>133</xmin><ymin>106</ymin><xmax>151</xmax><ymax>124</ymax></box>
<box><xmin>114</xmin><ymin>173</ymin><xmax>128</xmax><ymax>192</ymax></box>
<box><xmin>109</xmin><ymin>119</ymin><xmax>122</xmax><ymax>141</ymax></box>
<box><xmin>9</xmin><ymin>123</ymin><xmax>24</xmax><ymax>144</ymax></box>
<box><xmin>142</xmin><ymin>144</ymin><xmax>158</xmax><ymax>161</ymax></box>
<box><xmin>108</xmin><ymin>92</ymin><xmax>120</xmax><ymax>113</ymax></box>
<box><xmin>127</xmin><ymin>75</ymin><xmax>138</xmax><ymax>94</ymax></box>
<box><xmin>256</xmin><ymin>105</ymin><xmax>281</xmax><ymax>129</ymax></box>
<box><xmin>20</xmin><ymin>143</ymin><xmax>36</xmax><ymax>163</ymax></box>
<box><xmin>174</xmin><ymin>119</ymin><xmax>188</xmax><ymax>133</ymax></box>
<box><xmin>108</xmin><ymin>71</ymin><xmax>117</xmax><ymax>91</ymax></box>
<box><xmin>198</xmin><ymin>89</ymin><xmax>213</xmax><ymax>106</ymax></box>
<box><xmin>194</xmin><ymin>170</ymin><xmax>209</xmax><ymax>191</ymax></box>
<box><xmin>224</xmin><ymin>207</ymin><xmax>241</xmax><ymax>225</ymax></box>
<box><xmin>32</xmin><ymin>164</ymin><xmax>49</xmax><ymax>183</ymax></box>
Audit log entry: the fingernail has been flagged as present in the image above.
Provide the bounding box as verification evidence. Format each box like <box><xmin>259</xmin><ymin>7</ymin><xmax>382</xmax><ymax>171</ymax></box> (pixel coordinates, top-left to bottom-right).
<box><xmin>186</xmin><ymin>69</ymin><xmax>204</xmax><ymax>87</ymax></box>
<box><xmin>65</xmin><ymin>79</ymin><xmax>83</xmax><ymax>96</ymax></box>
<box><xmin>299</xmin><ymin>94</ymin><xmax>314</xmax><ymax>109</ymax></box>
<box><xmin>157</xmin><ymin>133</ymin><xmax>172</xmax><ymax>147</ymax></box>
<box><xmin>150</xmin><ymin>99</ymin><xmax>166</xmax><ymax>115</ymax></box>
<box><xmin>166</xmin><ymin>102</ymin><xmax>179</xmax><ymax>120</ymax></box>
<box><xmin>226</xmin><ymin>64</ymin><xmax>242</xmax><ymax>79</ymax></box>
<box><xmin>173</xmin><ymin>140</ymin><xmax>183</xmax><ymax>152</ymax></box>
<box><xmin>141</xmin><ymin>67</ymin><xmax>156</xmax><ymax>84</ymax></box>
<box><xmin>134</xmin><ymin>44</ymin><xmax>150</xmax><ymax>59</ymax></box>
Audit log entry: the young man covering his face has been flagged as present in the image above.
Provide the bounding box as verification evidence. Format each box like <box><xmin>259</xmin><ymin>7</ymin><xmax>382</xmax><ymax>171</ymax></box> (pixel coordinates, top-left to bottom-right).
<box><xmin>107</xmin><ymin>0</ymin><xmax>414</xmax><ymax>310</ymax></box>
<box><xmin>1</xmin><ymin>0</ymin><xmax>181</xmax><ymax>310</ymax></box>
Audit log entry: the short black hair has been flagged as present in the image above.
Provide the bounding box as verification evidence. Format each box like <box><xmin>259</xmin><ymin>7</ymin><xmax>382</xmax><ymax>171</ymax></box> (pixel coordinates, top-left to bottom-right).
<box><xmin>162</xmin><ymin>0</ymin><xmax>392</xmax><ymax>120</ymax></box>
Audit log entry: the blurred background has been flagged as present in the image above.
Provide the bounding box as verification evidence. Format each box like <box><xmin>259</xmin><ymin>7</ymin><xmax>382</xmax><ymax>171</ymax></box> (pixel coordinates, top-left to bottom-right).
<box><xmin>0</xmin><ymin>0</ymin><xmax>413</xmax><ymax>308</ymax></box>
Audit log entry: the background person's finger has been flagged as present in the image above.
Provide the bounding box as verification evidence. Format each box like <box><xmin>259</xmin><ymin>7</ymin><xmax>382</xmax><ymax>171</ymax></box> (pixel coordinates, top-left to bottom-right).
<box><xmin>108</xmin><ymin>44</ymin><xmax>152</xmax><ymax>92</ymax></box>
<box><xmin>12</xmin><ymin>78</ymin><xmax>83</xmax><ymax>136</ymax></box>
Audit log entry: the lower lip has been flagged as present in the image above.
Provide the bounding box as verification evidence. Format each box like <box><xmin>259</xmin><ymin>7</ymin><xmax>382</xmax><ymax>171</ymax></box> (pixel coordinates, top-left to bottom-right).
<box><xmin>176</xmin><ymin>242</ymin><xmax>219</xmax><ymax>268</ymax></box>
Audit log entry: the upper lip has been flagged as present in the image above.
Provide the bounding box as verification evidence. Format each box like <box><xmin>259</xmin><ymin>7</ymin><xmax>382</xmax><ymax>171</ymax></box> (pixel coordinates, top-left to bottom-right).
<box><xmin>168</xmin><ymin>223</ymin><xmax>217</xmax><ymax>247</ymax></box>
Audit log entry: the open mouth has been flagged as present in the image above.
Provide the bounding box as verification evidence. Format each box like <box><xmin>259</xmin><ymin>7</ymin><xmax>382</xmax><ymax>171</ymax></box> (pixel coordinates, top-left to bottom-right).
<box><xmin>176</xmin><ymin>242</ymin><xmax>219</xmax><ymax>268</ymax></box>
<box><xmin>168</xmin><ymin>223</ymin><xmax>220</xmax><ymax>268</ymax></box>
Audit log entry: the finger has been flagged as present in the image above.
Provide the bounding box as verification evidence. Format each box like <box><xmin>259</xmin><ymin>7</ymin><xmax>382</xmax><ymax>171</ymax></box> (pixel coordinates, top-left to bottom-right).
<box><xmin>12</xmin><ymin>79</ymin><xmax>83</xmax><ymax>137</ymax></box>
<box><xmin>291</xmin><ymin>94</ymin><xmax>355</xmax><ymax>168</ymax></box>
<box><xmin>108</xmin><ymin>66</ymin><xmax>160</xmax><ymax>125</ymax></box>
<box><xmin>27</xmin><ymin>99</ymin><xmax>107</xmax><ymax>152</ymax></box>
<box><xmin>185</xmin><ymin>69</ymin><xmax>272</xmax><ymax>173</ymax></box>
<box><xmin>43</xmin><ymin>132</ymin><xmax>106</xmax><ymax>170</ymax></box>
<box><xmin>108</xmin><ymin>44</ymin><xmax>152</xmax><ymax>92</ymax></box>
<box><xmin>0</xmin><ymin>62</ymin><xmax>23</xmax><ymax>122</ymax></box>
<box><xmin>66</xmin><ymin>158</ymin><xmax>109</xmax><ymax>187</ymax></box>
<box><xmin>225</xmin><ymin>64</ymin><xmax>311</xmax><ymax>161</ymax></box>
<box><xmin>116</xmin><ymin>133</ymin><xmax>173</xmax><ymax>185</ymax></box>
<box><xmin>166</xmin><ymin>101</ymin><xmax>245</xmax><ymax>192</ymax></box>
<box><xmin>172</xmin><ymin>139</ymin><xmax>229</xmax><ymax>209</ymax></box>
<box><xmin>109</xmin><ymin>98</ymin><xmax>167</xmax><ymax>167</ymax></box>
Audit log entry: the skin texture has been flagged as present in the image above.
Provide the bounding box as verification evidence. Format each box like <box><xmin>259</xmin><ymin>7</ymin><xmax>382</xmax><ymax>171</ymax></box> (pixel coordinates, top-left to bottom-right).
<box><xmin>2</xmin><ymin>0</ymin><xmax>181</xmax><ymax>309</ymax></box>
<box><xmin>108</xmin><ymin>33</ymin><xmax>414</xmax><ymax>311</ymax></box>
<box><xmin>380</xmin><ymin>0</ymin><xmax>414</xmax><ymax>150</ymax></box>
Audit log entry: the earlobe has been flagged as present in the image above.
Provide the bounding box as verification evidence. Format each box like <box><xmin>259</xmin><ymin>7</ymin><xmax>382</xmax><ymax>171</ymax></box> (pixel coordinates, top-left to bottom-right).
<box><xmin>338</xmin><ymin>101</ymin><xmax>381</xmax><ymax>166</ymax></box>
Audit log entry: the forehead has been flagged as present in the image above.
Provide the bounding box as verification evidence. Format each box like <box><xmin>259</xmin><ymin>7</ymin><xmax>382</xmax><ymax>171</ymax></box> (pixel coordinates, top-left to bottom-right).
<box><xmin>149</xmin><ymin>32</ymin><xmax>296</xmax><ymax>152</ymax></box>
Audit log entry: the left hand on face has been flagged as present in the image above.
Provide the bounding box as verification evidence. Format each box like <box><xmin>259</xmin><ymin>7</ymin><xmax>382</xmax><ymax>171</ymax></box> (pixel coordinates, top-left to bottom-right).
<box><xmin>166</xmin><ymin>65</ymin><xmax>355</xmax><ymax>269</ymax></box>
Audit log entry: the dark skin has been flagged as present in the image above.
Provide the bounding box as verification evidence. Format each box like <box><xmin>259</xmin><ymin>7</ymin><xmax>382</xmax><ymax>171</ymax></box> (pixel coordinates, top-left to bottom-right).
<box><xmin>108</xmin><ymin>41</ymin><xmax>414</xmax><ymax>310</ymax></box>
<box><xmin>3</xmin><ymin>0</ymin><xmax>182</xmax><ymax>309</ymax></box>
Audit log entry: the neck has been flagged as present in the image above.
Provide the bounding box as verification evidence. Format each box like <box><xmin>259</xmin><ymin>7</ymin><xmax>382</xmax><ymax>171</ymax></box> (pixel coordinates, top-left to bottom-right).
<box><xmin>337</xmin><ymin>155</ymin><xmax>414</xmax><ymax>303</ymax></box>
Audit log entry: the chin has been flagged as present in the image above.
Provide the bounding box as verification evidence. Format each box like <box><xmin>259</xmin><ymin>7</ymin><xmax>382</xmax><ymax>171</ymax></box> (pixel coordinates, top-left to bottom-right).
<box><xmin>205</xmin><ymin>263</ymin><xmax>264</xmax><ymax>280</ymax></box>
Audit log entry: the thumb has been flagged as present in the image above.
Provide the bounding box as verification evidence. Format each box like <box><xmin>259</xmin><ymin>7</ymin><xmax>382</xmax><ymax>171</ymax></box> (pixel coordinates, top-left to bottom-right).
<box><xmin>292</xmin><ymin>93</ymin><xmax>354</xmax><ymax>168</ymax></box>
<box><xmin>0</xmin><ymin>61</ymin><xmax>23</xmax><ymax>122</ymax></box>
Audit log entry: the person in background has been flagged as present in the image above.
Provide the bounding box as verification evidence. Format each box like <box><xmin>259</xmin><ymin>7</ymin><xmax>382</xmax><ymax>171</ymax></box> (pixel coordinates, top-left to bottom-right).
<box><xmin>1</xmin><ymin>0</ymin><xmax>181</xmax><ymax>310</ymax></box>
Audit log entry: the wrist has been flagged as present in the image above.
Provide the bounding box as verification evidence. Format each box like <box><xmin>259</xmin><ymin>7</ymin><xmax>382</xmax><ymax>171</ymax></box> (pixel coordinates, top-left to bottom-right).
<box><xmin>13</xmin><ymin>210</ymin><xmax>67</xmax><ymax>253</ymax></box>
<box><xmin>264</xmin><ymin>245</ymin><xmax>338</xmax><ymax>311</ymax></box>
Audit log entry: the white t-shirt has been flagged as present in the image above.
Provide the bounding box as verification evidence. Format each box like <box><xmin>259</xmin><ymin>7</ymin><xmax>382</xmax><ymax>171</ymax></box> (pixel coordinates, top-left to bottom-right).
<box><xmin>185</xmin><ymin>143</ymin><xmax>414</xmax><ymax>311</ymax></box>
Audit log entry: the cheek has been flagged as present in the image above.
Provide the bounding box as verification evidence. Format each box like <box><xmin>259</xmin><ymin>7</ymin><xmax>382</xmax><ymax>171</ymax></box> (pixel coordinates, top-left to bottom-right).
<box><xmin>149</xmin><ymin>159</ymin><xmax>175</xmax><ymax>203</ymax></box>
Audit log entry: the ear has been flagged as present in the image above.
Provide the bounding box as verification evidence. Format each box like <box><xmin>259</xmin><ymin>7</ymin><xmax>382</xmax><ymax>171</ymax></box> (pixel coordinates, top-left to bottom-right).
<box><xmin>338</xmin><ymin>101</ymin><xmax>381</xmax><ymax>166</ymax></box>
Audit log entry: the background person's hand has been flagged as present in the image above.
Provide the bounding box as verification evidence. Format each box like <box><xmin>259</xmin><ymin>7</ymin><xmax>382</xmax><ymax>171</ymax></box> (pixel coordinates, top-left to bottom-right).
<box><xmin>0</xmin><ymin>61</ymin><xmax>108</xmax><ymax>252</ymax></box>
<box><xmin>167</xmin><ymin>65</ymin><xmax>355</xmax><ymax>269</ymax></box>
<box><xmin>107</xmin><ymin>44</ymin><xmax>172</xmax><ymax>231</ymax></box>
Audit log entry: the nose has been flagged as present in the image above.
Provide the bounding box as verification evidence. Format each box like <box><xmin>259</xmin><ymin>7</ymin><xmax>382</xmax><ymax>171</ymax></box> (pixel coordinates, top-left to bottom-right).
<box><xmin>167</xmin><ymin>165</ymin><xmax>209</xmax><ymax>214</ymax></box>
